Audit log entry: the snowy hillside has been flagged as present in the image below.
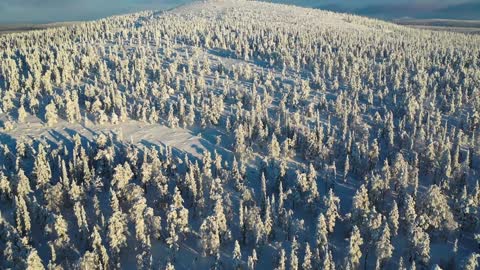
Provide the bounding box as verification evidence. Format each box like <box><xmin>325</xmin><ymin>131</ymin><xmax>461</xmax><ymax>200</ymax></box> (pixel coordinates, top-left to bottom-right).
<box><xmin>0</xmin><ymin>0</ymin><xmax>479</xmax><ymax>269</ymax></box>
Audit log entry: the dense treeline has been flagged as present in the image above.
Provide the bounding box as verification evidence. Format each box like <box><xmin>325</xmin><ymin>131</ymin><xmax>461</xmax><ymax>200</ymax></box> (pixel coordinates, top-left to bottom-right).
<box><xmin>0</xmin><ymin>0</ymin><xmax>479</xmax><ymax>269</ymax></box>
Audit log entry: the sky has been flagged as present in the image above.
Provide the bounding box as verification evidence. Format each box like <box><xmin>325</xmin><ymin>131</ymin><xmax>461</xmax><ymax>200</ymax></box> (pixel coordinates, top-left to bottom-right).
<box><xmin>0</xmin><ymin>0</ymin><xmax>478</xmax><ymax>24</ymax></box>
<box><xmin>0</xmin><ymin>0</ymin><xmax>190</xmax><ymax>24</ymax></box>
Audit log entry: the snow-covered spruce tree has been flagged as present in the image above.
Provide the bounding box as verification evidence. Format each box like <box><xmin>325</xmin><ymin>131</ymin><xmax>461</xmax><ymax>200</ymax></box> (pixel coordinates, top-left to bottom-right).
<box><xmin>14</xmin><ymin>195</ymin><xmax>31</xmax><ymax>236</ymax></box>
<box><xmin>323</xmin><ymin>248</ymin><xmax>335</xmax><ymax>270</ymax></box>
<box><xmin>107</xmin><ymin>207</ymin><xmax>128</xmax><ymax>267</ymax></box>
<box><xmin>409</xmin><ymin>225</ymin><xmax>431</xmax><ymax>266</ymax></box>
<box><xmin>17</xmin><ymin>104</ymin><xmax>27</xmax><ymax>123</ymax></box>
<box><xmin>323</xmin><ymin>189</ymin><xmax>340</xmax><ymax>233</ymax></box>
<box><xmin>389</xmin><ymin>200</ymin><xmax>399</xmax><ymax>236</ymax></box>
<box><xmin>463</xmin><ymin>253</ymin><xmax>479</xmax><ymax>270</ymax></box>
<box><xmin>33</xmin><ymin>143</ymin><xmax>52</xmax><ymax>190</ymax></box>
<box><xmin>275</xmin><ymin>248</ymin><xmax>286</xmax><ymax>270</ymax></box>
<box><xmin>47</xmin><ymin>213</ymin><xmax>74</xmax><ymax>265</ymax></box>
<box><xmin>91</xmin><ymin>226</ymin><xmax>110</xmax><ymax>270</ymax></box>
<box><xmin>290</xmin><ymin>237</ymin><xmax>299</xmax><ymax>270</ymax></box>
<box><xmin>112</xmin><ymin>162</ymin><xmax>134</xmax><ymax>190</ymax></box>
<box><xmin>166</xmin><ymin>187</ymin><xmax>189</xmax><ymax>250</ymax></box>
<box><xmin>0</xmin><ymin>172</ymin><xmax>12</xmax><ymax>200</ymax></box>
<box><xmin>269</xmin><ymin>133</ymin><xmax>281</xmax><ymax>159</ymax></box>
<box><xmin>375</xmin><ymin>223</ymin><xmax>394</xmax><ymax>268</ymax></box>
<box><xmin>233</xmin><ymin>240</ymin><xmax>242</xmax><ymax>269</ymax></box>
<box><xmin>302</xmin><ymin>243</ymin><xmax>313</xmax><ymax>270</ymax></box>
<box><xmin>248</xmin><ymin>249</ymin><xmax>258</xmax><ymax>270</ymax></box>
<box><xmin>418</xmin><ymin>184</ymin><xmax>458</xmax><ymax>234</ymax></box>
<box><xmin>200</xmin><ymin>215</ymin><xmax>220</xmax><ymax>257</ymax></box>
<box><xmin>213</xmin><ymin>198</ymin><xmax>229</xmax><ymax>241</ymax></box>
<box><xmin>351</xmin><ymin>184</ymin><xmax>370</xmax><ymax>228</ymax></box>
<box><xmin>296</xmin><ymin>165</ymin><xmax>319</xmax><ymax>207</ymax></box>
<box><xmin>315</xmin><ymin>214</ymin><xmax>328</xmax><ymax>253</ymax></box>
<box><xmin>74</xmin><ymin>201</ymin><xmax>89</xmax><ymax>243</ymax></box>
<box><xmin>44</xmin><ymin>101</ymin><xmax>58</xmax><ymax>127</ymax></box>
<box><xmin>26</xmin><ymin>248</ymin><xmax>45</xmax><ymax>270</ymax></box>
<box><xmin>345</xmin><ymin>225</ymin><xmax>363</xmax><ymax>269</ymax></box>
<box><xmin>16</xmin><ymin>169</ymin><xmax>32</xmax><ymax>197</ymax></box>
<box><xmin>234</xmin><ymin>124</ymin><xmax>247</xmax><ymax>156</ymax></box>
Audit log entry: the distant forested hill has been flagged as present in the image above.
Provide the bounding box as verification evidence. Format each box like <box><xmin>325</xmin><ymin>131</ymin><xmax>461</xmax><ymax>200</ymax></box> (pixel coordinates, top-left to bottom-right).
<box><xmin>266</xmin><ymin>0</ymin><xmax>480</xmax><ymax>20</ymax></box>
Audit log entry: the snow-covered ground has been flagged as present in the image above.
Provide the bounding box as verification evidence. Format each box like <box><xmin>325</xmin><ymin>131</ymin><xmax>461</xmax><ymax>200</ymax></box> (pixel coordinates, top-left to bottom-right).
<box><xmin>0</xmin><ymin>1</ymin><xmax>479</xmax><ymax>269</ymax></box>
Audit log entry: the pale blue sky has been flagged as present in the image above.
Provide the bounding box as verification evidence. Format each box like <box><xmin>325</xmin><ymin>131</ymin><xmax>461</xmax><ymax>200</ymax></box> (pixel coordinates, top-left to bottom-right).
<box><xmin>0</xmin><ymin>0</ymin><xmax>478</xmax><ymax>24</ymax></box>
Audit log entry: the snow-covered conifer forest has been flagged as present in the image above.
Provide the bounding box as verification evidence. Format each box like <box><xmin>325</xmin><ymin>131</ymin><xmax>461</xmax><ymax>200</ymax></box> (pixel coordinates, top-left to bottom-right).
<box><xmin>0</xmin><ymin>0</ymin><xmax>479</xmax><ymax>269</ymax></box>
